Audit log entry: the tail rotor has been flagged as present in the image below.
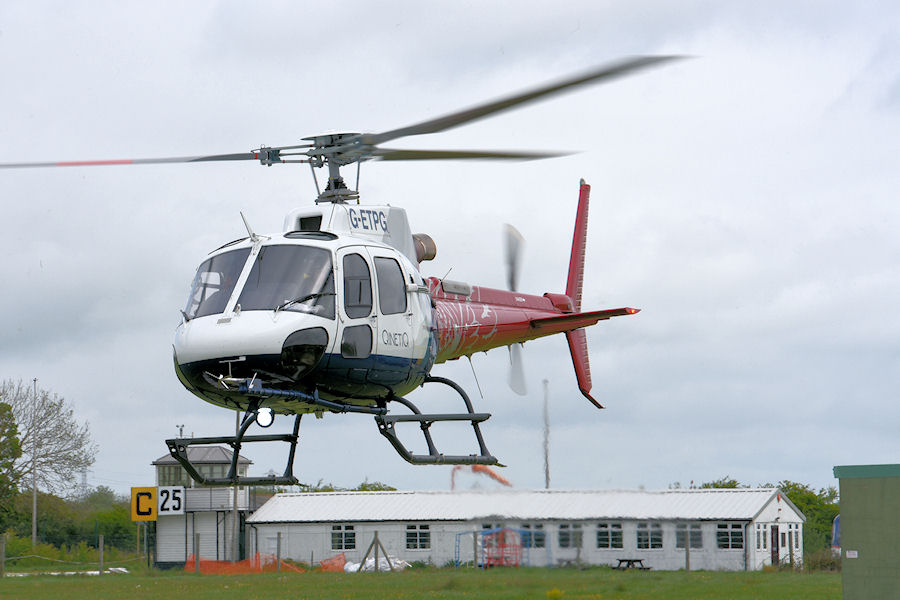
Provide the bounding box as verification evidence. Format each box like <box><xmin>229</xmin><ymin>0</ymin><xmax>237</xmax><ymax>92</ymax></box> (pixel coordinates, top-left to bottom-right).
<box><xmin>504</xmin><ymin>224</ymin><xmax>528</xmax><ymax>396</ymax></box>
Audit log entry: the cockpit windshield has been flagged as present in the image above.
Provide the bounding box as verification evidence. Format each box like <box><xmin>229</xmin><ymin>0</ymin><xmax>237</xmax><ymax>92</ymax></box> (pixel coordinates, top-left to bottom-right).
<box><xmin>184</xmin><ymin>248</ymin><xmax>251</xmax><ymax>320</ymax></box>
<box><xmin>237</xmin><ymin>245</ymin><xmax>335</xmax><ymax>319</ymax></box>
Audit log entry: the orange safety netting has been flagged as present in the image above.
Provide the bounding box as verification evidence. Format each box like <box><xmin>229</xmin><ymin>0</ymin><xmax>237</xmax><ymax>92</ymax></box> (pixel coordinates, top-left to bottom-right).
<box><xmin>184</xmin><ymin>552</ymin><xmax>305</xmax><ymax>574</ymax></box>
<box><xmin>319</xmin><ymin>552</ymin><xmax>347</xmax><ymax>572</ymax></box>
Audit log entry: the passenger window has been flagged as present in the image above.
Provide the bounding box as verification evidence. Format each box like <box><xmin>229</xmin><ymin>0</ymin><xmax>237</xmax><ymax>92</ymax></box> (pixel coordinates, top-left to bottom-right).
<box><xmin>375</xmin><ymin>257</ymin><xmax>407</xmax><ymax>315</ymax></box>
<box><xmin>340</xmin><ymin>325</ymin><xmax>372</xmax><ymax>359</ymax></box>
<box><xmin>343</xmin><ymin>253</ymin><xmax>372</xmax><ymax>318</ymax></box>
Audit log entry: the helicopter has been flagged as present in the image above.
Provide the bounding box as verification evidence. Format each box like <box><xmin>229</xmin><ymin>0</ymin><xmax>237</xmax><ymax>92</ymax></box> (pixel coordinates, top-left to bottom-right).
<box><xmin>1</xmin><ymin>55</ymin><xmax>679</xmax><ymax>486</ymax></box>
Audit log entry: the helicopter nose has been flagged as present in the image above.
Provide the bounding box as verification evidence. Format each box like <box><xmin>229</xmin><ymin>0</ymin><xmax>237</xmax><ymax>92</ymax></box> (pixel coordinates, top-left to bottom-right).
<box><xmin>173</xmin><ymin>320</ymin><xmax>331</xmax><ymax>394</ymax></box>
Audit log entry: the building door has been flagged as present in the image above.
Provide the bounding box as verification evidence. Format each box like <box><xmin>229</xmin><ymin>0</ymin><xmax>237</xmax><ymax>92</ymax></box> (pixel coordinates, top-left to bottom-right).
<box><xmin>770</xmin><ymin>525</ymin><xmax>779</xmax><ymax>566</ymax></box>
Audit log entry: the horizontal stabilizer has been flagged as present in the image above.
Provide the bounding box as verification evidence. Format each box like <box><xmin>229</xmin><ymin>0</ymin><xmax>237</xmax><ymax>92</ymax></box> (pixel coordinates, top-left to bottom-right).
<box><xmin>530</xmin><ymin>307</ymin><xmax>639</xmax><ymax>332</ymax></box>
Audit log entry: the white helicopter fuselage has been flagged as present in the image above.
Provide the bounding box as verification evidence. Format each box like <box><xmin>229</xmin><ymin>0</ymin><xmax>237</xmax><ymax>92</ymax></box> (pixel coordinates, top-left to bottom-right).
<box><xmin>173</xmin><ymin>204</ymin><xmax>437</xmax><ymax>415</ymax></box>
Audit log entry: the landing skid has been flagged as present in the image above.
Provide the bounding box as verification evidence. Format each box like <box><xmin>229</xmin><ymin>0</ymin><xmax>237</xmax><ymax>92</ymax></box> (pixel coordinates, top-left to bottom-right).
<box><xmin>376</xmin><ymin>376</ymin><xmax>499</xmax><ymax>466</ymax></box>
<box><xmin>166</xmin><ymin>377</ymin><xmax>497</xmax><ymax>487</ymax></box>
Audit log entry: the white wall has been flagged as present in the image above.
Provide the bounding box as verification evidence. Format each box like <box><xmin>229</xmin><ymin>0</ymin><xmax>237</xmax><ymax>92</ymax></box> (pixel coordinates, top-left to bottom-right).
<box><xmin>747</xmin><ymin>495</ymin><xmax>804</xmax><ymax>569</ymax></box>
<box><xmin>248</xmin><ymin>517</ymin><xmax>791</xmax><ymax>571</ymax></box>
<box><xmin>157</xmin><ymin>510</ymin><xmax>244</xmax><ymax>563</ymax></box>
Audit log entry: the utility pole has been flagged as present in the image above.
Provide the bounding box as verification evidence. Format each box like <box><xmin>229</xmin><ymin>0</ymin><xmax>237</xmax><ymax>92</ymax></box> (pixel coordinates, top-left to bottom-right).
<box><xmin>542</xmin><ymin>379</ymin><xmax>550</xmax><ymax>489</ymax></box>
<box><xmin>31</xmin><ymin>378</ymin><xmax>38</xmax><ymax>548</ymax></box>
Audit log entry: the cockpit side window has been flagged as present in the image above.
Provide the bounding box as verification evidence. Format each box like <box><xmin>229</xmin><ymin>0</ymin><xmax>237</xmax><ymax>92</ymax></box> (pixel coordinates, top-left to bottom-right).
<box><xmin>184</xmin><ymin>248</ymin><xmax>251</xmax><ymax>319</ymax></box>
<box><xmin>374</xmin><ymin>257</ymin><xmax>407</xmax><ymax>315</ymax></box>
<box><xmin>343</xmin><ymin>253</ymin><xmax>372</xmax><ymax>318</ymax></box>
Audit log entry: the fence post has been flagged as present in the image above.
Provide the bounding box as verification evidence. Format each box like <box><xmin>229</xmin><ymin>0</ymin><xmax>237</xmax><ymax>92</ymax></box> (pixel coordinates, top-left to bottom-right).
<box><xmin>276</xmin><ymin>532</ymin><xmax>282</xmax><ymax>572</ymax></box>
<box><xmin>99</xmin><ymin>534</ymin><xmax>104</xmax><ymax>576</ymax></box>
<box><xmin>377</xmin><ymin>531</ymin><xmax>382</xmax><ymax>573</ymax></box>
<box><xmin>194</xmin><ymin>533</ymin><xmax>200</xmax><ymax>573</ymax></box>
<box><xmin>685</xmin><ymin>532</ymin><xmax>690</xmax><ymax>572</ymax></box>
<box><xmin>1</xmin><ymin>532</ymin><xmax>6</xmax><ymax>578</ymax></box>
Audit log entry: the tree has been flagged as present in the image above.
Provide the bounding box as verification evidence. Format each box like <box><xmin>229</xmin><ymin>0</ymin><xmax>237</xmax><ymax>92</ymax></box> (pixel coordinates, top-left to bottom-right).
<box><xmin>0</xmin><ymin>379</ymin><xmax>97</xmax><ymax>496</ymax></box>
<box><xmin>0</xmin><ymin>401</ymin><xmax>23</xmax><ymax>526</ymax></box>
<box><xmin>774</xmin><ymin>480</ymin><xmax>839</xmax><ymax>555</ymax></box>
<box><xmin>700</xmin><ymin>476</ymin><xmax>746</xmax><ymax>489</ymax></box>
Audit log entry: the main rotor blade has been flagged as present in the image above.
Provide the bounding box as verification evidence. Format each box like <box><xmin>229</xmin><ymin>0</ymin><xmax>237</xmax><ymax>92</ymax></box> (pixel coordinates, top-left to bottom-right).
<box><xmin>373</xmin><ymin>148</ymin><xmax>569</xmax><ymax>161</ymax></box>
<box><xmin>363</xmin><ymin>55</ymin><xmax>683</xmax><ymax>146</ymax></box>
<box><xmin>0</xmin><ymin>151</ymin><xmax>262</xmax><ymax>169</ymax></box>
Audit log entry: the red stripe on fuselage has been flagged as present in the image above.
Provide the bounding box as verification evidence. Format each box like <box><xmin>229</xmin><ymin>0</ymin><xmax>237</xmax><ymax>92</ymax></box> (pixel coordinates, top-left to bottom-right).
<box><xmin>428</xmin><ymin>277</ymin><xmax>563</xmax><ymax>363</ymax></box>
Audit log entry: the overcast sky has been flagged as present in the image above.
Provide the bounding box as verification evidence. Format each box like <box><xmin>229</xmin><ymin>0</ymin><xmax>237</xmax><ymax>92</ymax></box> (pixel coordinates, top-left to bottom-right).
<box><xmin>1</xmin><ymin>2</ymin><xmax>898</xmax><ymax>496</ymax></box>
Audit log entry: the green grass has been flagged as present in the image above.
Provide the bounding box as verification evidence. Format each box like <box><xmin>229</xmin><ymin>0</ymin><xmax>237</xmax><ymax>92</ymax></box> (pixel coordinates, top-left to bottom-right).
<box><xmin>0</xmin><ymin>567</ymin><xmax>841</xmax><ymax>600</ymax></box>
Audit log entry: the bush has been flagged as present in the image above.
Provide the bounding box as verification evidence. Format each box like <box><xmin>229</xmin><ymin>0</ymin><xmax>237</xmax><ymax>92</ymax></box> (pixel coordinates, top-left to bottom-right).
<box><xmin>804</xmin><ymin>548</ymin><xmax>841</xmax><ymax>572</ymax></box>
<box><xmin>2</xmin><ymin>531</ymin><xmax>141</xmax><ymax>571</ymax></box>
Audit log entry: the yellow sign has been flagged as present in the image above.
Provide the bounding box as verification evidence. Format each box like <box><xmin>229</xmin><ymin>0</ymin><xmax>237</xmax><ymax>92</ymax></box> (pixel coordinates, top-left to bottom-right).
<box><xmin>131</xmin><ymin>487</ymin><xmax>157</xmax><ymax>521</ymax></box>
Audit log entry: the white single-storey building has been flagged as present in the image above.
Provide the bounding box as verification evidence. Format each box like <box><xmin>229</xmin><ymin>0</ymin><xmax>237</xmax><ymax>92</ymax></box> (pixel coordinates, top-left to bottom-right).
<box><xmin>246</xmin><ymin>488</ymin><xmax>805</xmax><ymax>571</ymax></box>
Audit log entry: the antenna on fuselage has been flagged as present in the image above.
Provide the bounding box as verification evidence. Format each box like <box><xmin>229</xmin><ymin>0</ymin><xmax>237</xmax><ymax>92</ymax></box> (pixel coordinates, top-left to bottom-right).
<box><xmin>240</xmin><ymin>211</ymin><xmax>260</xmax><ymax>243</ymax></box>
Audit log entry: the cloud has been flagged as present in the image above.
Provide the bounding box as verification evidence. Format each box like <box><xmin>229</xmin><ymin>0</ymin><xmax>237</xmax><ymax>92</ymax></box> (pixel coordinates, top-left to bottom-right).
<box><xmin>0</xmin><ymin>2</ymin><xmax>897</xmax><ymax>496</ymax></box>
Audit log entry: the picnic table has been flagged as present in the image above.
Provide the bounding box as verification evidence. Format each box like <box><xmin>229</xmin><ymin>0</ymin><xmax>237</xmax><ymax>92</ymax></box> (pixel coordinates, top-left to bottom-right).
<box><xmin>613</xmin><ymin>558</ymin><xmax>651</xmax><ymax>570</ymax></box>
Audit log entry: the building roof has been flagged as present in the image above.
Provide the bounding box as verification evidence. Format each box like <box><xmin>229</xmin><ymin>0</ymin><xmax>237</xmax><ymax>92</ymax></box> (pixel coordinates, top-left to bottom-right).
<box><xmin>152</xmin><ymin>446</ymin><xmax>251</xmax><ymax>466</ymax></box>
<box><xmin>247</xmin><ymin>488</ymin><xmax>803</xmax><ymax>524</ymax></box>
<box><xmin>834</xmin><ymin>464</ymin><xmax>900</xmax><ymax>479</ymax></box>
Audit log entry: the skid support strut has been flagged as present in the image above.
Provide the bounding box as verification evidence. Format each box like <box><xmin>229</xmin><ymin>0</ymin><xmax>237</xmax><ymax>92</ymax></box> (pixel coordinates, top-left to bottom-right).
<box><xmin>375</xmin><ymin>376</ymin><xmax>499</xmax><ymax>465</ymax></box>
<box><xmin>165</xmin><ymin>403</ymin><xmax>303</xmax><ymax>487</ymax></box>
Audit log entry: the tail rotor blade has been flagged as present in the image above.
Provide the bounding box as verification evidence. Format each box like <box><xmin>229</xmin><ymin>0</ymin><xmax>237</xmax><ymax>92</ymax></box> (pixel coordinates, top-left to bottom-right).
<box><xmin>508</xmin><ymin>343</ymin><xmax>527</xmax><ymax>396</ymax></box>
<box><xmin>504</xmin><ymin>223</ymin><xmax>525</xmax><ymax>292</ymax></box>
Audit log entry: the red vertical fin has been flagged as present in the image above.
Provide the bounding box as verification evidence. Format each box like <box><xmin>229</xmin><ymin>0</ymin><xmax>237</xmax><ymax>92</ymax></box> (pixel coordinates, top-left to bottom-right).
<box><xmin>565</xmin><ymin>179</ymin><xmax>602</xmax><ymax>408</ymax></box>
<box><xmin>566</xmin><ymin>179</ymin><xmax>590</xmax><ymax>312</ymax></box>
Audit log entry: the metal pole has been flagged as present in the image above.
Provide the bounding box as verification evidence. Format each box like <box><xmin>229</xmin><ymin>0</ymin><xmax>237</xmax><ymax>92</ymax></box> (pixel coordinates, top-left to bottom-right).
<box><xmin>99</xmin><ymin>534</ymin><xmax>104</xmax><ymax>576</ymax></box>
<box><xmin>473</xmin><ymin>531</ymin><xmax>477</xmax><ymax>568</ymax></box>
<box><xmin>232</xmin><ymin>410</ymin><xmax>240</xmax><ymax>562</ymax></box>
<box><xmin>194</xmin><ymin>533</ymin><xmax>200</xmax><ymax>573</ymax></box>
<box><xmin>1</xmin><ymin>533</ymin><xmax>6</xmax><ymax>578</ymax></box>
<box><xmin>542</xmin><ymin>379</ymin><xmax>550</xmax><ymax>489</ymax></box>
<box><xmin>31</xmin><ymin>378</ymin><xmax>38</xmax><ymax>548</ymax></box>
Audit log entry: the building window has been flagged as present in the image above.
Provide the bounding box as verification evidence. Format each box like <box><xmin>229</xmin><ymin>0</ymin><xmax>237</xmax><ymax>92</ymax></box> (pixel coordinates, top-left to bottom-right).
<box><xmin>596</xmin><ymin>523</ymin><xmax>623</xmax><ymax>549</ymax></box>
<box><xmin>158</xmin><ymin>465</ymin><xmax>190</xmax><ymax>487</ymax></box>
<box><xmin>331</xmin><ymin>525</ymin><xmax>356</xmax><ymax>550</ymax></box>
<box><xmin>793</xmin><ymin>524</ymin><xmax>799</xmax><ymax>549</ymax></box>
<box><xmin>637</xmin><ymin>522</ymin><xmax>663</xmax><ymax>549</ymax></box>
<box><xmin>406</xmin><ymin>524</ymin><xmax>430</xmax><ymax>550</ymax></box>
<box><xmin>482</xmin><ymin>523</ymin><xmax>502</xmax><ymax>548</ymax></box>
<box><xmin>521</xmin><ymin>523</ymin><xmax>546</xmax><ymax>548</ymax></box>
<box><xmin>717</xmin><ymin>523</ymin><xmax>744</xmax><ymax>549</ymax></box>
<box><xmin>676</xmin><ymin>524</ymin><xmax>702</xmax><ymax>549</ymax></box>
<box><xmin>558</xmin><ymin>523</ymin><xmax>583</xmax><ymax>549</ymax></box>
<box><xmin>756</xmin><ymin>524</ymin><xmax>762</xmax><ymax>550</ymax></box>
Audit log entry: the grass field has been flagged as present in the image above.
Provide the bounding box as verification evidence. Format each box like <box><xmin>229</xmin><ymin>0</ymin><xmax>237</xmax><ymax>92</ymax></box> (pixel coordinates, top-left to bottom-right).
<box><xmin>0</xmin><ymin>567</ymin><xmax>841</xmax><ymax>600</ymax></box>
